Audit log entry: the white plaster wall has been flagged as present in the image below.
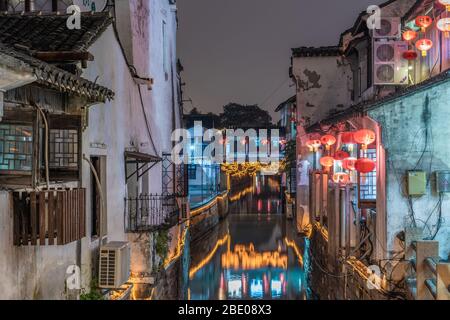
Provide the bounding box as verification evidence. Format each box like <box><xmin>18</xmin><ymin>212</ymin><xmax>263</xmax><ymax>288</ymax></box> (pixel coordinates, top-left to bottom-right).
<box><xmin>292</xmin><ymin>55</ymin><xmax>353</xmax><ymax>128</ymax></box>
<box><xmin>0</xmin><ymin>192</ymin><xmax>79</xmax><ymax>299</ymax></box>
<box><xmin>369</xmin><ymin>82</ymin><xmax>450</xmax><ymax>259</ymax></box>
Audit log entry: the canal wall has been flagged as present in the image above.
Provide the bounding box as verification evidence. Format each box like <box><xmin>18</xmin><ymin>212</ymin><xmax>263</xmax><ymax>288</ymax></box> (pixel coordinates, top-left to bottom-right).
<box><xmin>309</xmin><ymin>225</ymin><xmax>388</xmax><ymax>300</ymax></box>
<box><xmin>190</xmin><ymin>192</ymin><xmax>229</xmax><ymax>242</ymax></box>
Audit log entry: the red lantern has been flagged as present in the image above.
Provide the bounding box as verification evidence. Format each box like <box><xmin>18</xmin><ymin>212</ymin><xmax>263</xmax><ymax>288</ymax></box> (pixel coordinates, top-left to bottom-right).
<box><xmin>341</xmin><ymin>131</ymin><xmax>356</xmax><ymax>144</ymax></box>
<box><xmin>334</xmin><ymin>150</ymin><xmax>350</xmax><ymax>161</ymax></box>
<box><xmin>403</xmin><ymin>50</ymin><xmax>418</xmax><ymax>60</ymax></box>
<box><xmin>402</xmin><ymin>30</ymin><xmax>417</xmax><ymax>42</ymax></box>
<box><xmin>342</xmin><ymin>157</ymin><xmax>357</xmax><ymax>171</ymax></box>
<box><xmin>415</xmin><ymin>16</ymin><xmax>433</xmax><ymax>32</ymax></box>
<box><xmin>438</xmin><ymin>0</ymin><xmax>450</xmax><ymax>11</ymax></box>
<box><xmin>415</xmin><ymin>38</ymin><xmax>433</xmax><ymax>57</ymax></box>
<box><xmin>355</xmin><ymin>158</ymin><xmax>376</xmax><ymax>173</ymax></box>
<box><xmin>437</xmin><ymin>17</ymin><xmax>450</xmax><ymax>38</ymax></box>
<box><xmin>320</xmin><ymin>135</ymin><xmax>337</xmax><ymax>150</ymax></box>
<box><xmin>354</xmin><ymin>129</ymin><xmax>376</xmax><ymax>150</ymax></box>
<box><xmin>305</xmin><ymin>139</ymin><xmax>321</xmax><ymax>152</ymax></box>
<box><xmin>333</xmin><ymin>173</ymin><xmax>350</xmax><ymax>185</ymax></box>
<box><xmin>320</xmin><ymin>156</ymin><xmax>334</xmax><ymax>169</ymax></box>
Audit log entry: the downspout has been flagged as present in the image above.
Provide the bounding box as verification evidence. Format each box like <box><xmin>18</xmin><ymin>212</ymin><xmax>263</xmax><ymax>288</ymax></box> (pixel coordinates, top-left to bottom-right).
<box><xmin>83</xmin><ymin>154</ymin><xmax>106</xmax><ymax>237</ymax></box>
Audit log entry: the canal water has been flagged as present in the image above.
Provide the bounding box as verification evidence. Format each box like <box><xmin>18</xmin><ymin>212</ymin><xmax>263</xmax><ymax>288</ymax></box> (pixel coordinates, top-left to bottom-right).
<box><xmin>187</xmin><ymin>176</ymin><xmax>311</xmax><ymax>300</ymax></box>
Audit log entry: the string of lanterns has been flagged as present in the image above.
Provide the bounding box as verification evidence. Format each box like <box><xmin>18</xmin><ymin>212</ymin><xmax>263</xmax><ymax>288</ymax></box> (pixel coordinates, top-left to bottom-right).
<box><xmin>305</xmin><ymin>129</ymin><xmax>377</xmax><ymax>186</ymax></box>
<box><xmin>402</xmin><ymin>1</ymin><xmax>450</xmax><ymax>60</ymax></box>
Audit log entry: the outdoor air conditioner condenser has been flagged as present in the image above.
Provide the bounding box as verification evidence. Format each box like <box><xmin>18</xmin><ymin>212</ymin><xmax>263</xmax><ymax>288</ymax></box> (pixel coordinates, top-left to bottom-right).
<box><xmin>99</xmin><ymin>241</ymin><xmax>131</xmax><ymax>289</ymax></box>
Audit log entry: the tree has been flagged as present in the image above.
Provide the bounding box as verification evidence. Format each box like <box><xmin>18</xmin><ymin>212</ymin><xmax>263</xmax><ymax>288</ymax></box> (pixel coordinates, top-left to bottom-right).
<box><xmin>219</xmin><ymin>103</ymin><xmax>272</xmax><ymax>128</ymax></box>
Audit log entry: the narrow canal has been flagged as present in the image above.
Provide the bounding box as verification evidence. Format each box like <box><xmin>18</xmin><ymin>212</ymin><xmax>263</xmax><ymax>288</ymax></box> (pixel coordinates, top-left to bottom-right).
<box><xmin>187</xmin><ymin>176</ymin><xmax>312</xmax><ymax>300</ymax></box>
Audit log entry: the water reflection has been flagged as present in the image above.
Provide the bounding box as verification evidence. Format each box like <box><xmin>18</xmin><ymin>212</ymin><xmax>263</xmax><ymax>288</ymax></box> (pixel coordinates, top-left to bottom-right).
<box><xmin>188</xmin><ymin>176</ymin><xmax>310</xmax><ymax>300</ymax></box>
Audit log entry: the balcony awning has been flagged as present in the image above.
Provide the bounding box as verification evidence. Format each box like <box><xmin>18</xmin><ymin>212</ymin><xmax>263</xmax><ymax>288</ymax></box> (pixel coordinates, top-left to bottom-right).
<box><xmin>125</xmin><ymin>151</ymin><xmax>162</xmax><ymax>181</ymax></box>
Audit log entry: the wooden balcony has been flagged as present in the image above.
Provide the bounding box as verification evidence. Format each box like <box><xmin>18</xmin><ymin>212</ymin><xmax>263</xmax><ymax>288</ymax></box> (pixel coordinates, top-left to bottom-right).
<box><xmin>13</xmin><ymin>188</ymin><xmax>86</xmax><ymax>246</ymax></box>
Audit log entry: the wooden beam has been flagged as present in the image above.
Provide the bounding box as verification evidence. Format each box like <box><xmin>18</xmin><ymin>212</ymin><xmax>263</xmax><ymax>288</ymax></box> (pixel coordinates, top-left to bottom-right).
<box><xmin>34</xmin><ymin>51</ymin><xmax>94</xmax><ymax>62</ymax></box>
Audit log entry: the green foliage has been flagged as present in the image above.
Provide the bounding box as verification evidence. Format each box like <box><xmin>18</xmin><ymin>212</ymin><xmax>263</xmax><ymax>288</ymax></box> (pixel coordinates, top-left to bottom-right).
<box><xmin>79</xmin><ymin>277</ymin><xmax>103</xmax><ymax>300</ymax></box>
<box><xmin>219</xmin><ymin>103</ymin><xmax>273</xmax><ymax>128</ymax></box>
<box><xmin>153</xmin><ymin>230</ymin><xmax>171</xmax><ymax>273</ymax></box>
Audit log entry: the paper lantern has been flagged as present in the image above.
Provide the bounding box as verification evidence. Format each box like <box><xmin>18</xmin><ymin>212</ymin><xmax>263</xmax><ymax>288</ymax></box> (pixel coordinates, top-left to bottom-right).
<box><xmin>354</xmin><ymin>129</ymin><xmax>376</xmax><ymax>150</ymax></box>
<box><xmin>415</xmin><ymin>16</ymin><xmax>433</xmax><ymax>32</ymax></box>
<box><xmin>355</xmin><ymin>158</ymin><xmax>376</xmax><ymax>173</ymax></box>
<box><xmin>334</xmin><ymin>150</ymin><xmax>350</xmax><ymax>161</ymax></box>
<box><xmin>305</xmin><ymin>139</ymin><xmax>321</xmax><ymax>152</ymax></box>
<box><xmin>320</xmin><ymin>156</ymin><xmax>334</xmax><ymax>169</ymax></box>
<box><xmin>403</xmin><ymin>50</ymin><xmax>418</xmax><ymax>60</ymax></box>
<box><xmin>438</xmin><ymin>0</ymin><xmax>450</xmax><ymax>11</ymax></box>
<box><xmin>402</xmin><ymin>30</ymin><xmax>417</xmax><ymax>41</ymax></box>
<box><xmin>321</xmin><ymin>135</ymin><xmax>337</xmax><ymax>150</ymax></box>
<box><xmin>342</xmin><ymin>157</ymin><xmax>357</xmax><ymax>171</ymax></box>
<box><xmin>341</xmin><ymin>132</ymin><xmax>356</xmax><ymax>144</ymax></box>
<box><xmin>415</xmin><ymin>38</ymin><xmax>433</xmax><ymax>57</ymax></box>
<box><xmin>333</xmin><ymin>173</ymin><xmax>350</xmax><ymax>185</ymax></box>
<box><xmin>437</xmin><ymin>17</ymin><xmax>450</xmax><ymax>38</ymax></box>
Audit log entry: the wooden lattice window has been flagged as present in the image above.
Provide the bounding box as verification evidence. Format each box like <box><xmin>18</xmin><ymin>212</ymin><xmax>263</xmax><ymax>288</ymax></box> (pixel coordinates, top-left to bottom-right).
<box><xmin>0</xmin><ymin>124</ymin><xmax>33</xmax><ymax>172</ymax></box>
<box><xmin>46</xmin><ymin>114</ymin><xmax>81</xmax><ymax>181</ymax></box>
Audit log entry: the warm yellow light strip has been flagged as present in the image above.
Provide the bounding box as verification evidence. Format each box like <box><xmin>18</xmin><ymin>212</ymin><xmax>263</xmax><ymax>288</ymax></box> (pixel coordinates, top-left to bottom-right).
<box><xmin>164</xmin><ymin>227</ymin><xmax>188</xmax><ymax>269</ymax></box>
<box><xmin>189</xmin><ymin>234</ymin><xmax>230</xmax><ymax>279</ymax></box>
<box><xmin>284</xmin><ymin>237</ymin><xmax>304</xmax><ymax>267</ymax></box>
<box><xmin>314</xmin><ymin>222</ymin><xmax>329</xmax><ymax>242</ymax></box>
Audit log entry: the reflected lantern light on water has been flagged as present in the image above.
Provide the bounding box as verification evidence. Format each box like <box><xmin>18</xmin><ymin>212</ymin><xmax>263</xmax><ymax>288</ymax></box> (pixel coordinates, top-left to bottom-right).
<box><xmin>437</xmin><ymin>18</ymin><xmax>450</xmax><ymax>38</ymax></box>
<box><xmin>415</xmin><ymin>38</ymin><xmax>433</xmax><ymax>57</ymax></box>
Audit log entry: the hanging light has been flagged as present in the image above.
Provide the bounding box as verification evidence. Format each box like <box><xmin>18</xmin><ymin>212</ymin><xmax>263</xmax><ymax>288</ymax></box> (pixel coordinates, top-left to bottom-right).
<box><xmin>320</xmin><ymin>135</ymin><xmax>337</xmax><ymax>151</ymax></box>
<box><xmin>415</xmin><ymin>38</ymin><xmax>433</xmax><ymax>57</ymax></box>
<box><xmin>438</xmin><ymin>0</ymin><xmax>450</xmax><ymax>11</ymax></box>
<box><xmin>342</xmin><ymin>157</ymin><xmax>357</xmax><ymax>171</ymax></box>
<box><xmin>354</xmin><ymin>129</ymin><xmax>376</xmax><ymax>150</ymax></box>
<box><xmin>334</xmin><ymin>150</ymin><xmax>350</xmax><ymax>161</ymax></box>
<box><xmin>341</xmin><ymin>132</ymin><xmax>356</xmax><ymax>144</ymax></box>
<box><xmin>437</xmin><ymin>17</ymin><xmax>450</xmax><ymax>38</ymax></box>
<box><xmin>355</xmin><ymin>158</ymin><xmax>376</xmax><ymax>173</ymax></box>
<box><xmin>333</xmin><ymin>173</ymin><xmax>350</xmax><ymax>185</ymax></box>
<box><xmin>402</xmin><ymin>30</ymin><xmax>417</xmax><ymax>42</ymax></box>
<box><xmin>305</xmin><ymin>140</ymin><xmax>321</xmax><ymax>152</ymax></box>
<box><xmin>415</xmin><ymin>16</ymin><xmax>433</xmax><ymax>32</ymax></box>
<box><xmin>320</xmin><ymin>156</ymin><xmax>334</xmax><ymax>169</ymax></box>
<box><xmin>403</xmin><ymin>50</ymin><xmax>418</xmax><ymax>60</ymax></box>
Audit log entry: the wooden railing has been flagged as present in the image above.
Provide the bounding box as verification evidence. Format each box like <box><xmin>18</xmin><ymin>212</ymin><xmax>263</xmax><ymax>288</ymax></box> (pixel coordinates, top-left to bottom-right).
<box><xmin>408</xmin><ymin>241</ymin><xmax>450</xmax><ymax>300</ymax></box>
<box><xmin>13</xmin><ymin>189</ymin><xmax>86</xmax><ymax>246</ymax></box>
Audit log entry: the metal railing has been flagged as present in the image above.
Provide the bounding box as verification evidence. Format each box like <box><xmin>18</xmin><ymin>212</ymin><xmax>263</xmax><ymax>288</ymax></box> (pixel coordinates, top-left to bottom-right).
<box><xmin>124</xmin><ymin>194</ymin><xmax>179</xmax><ymax>233</ymax></box>
<box><xmin>408</xmin><ymin>240</ymin><xmax>450</xmax><ymax>300</ymax></box>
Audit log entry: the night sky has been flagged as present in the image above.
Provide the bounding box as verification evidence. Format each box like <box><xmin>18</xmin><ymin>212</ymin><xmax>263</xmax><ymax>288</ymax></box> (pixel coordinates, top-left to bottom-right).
<box><xmin>177</xmin><ymin>0</ymin><xmax>386</xmax><ymax>121</ymax></box>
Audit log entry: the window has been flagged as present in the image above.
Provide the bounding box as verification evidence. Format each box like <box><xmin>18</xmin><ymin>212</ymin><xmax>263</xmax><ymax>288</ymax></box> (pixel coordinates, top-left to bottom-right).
<box><xmin>0</xmin><ymin>124</ymin><xmax>33</xmax><ymax>172</ymax></box>
<box><xmin>188</xmin><ymin>164</ymin><xmax>197</xmax><ymax>180</ymax></box>
<box><xmin>359</xmin><ymin>148</ymin><xmax>377</xmax><ymax>208</ymax></box>
<box><xmin>0</xmin><ymin>108</ymin><xmax>81</xmax><ymax>185</ymax></box>
<box><xmin>91</xmin><ymin>156</ymin><xmax>101</xmax><ymax>237</ymax></box>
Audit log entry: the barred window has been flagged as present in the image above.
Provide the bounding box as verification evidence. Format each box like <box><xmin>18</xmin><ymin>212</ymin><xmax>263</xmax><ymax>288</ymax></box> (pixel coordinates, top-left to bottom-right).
<box><xmin>0</xmin><ymin>124</ymin><xmax>33</xmax><ymax>172</ymax></box>
<box><xmin>359</xmin><ymin>148</ymin><xmax>377</xmax><ymax>206</ymax></box>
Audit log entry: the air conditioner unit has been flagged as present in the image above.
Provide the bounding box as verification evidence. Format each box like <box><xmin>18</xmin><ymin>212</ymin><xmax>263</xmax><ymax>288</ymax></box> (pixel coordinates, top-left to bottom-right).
<box><xmin>373</xmin><ymin>17</ymin><xmax>401</xmax><ymax>39</ymax></box>
<box><xmin>373</xmin><ymin>41</ymin><xmax>409</xmax><ymax>85</ymax></box>
<box><xmin>99</xmin><ymin>241</ymin><xmax>131</xmax><ymax>289</ymax></box>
